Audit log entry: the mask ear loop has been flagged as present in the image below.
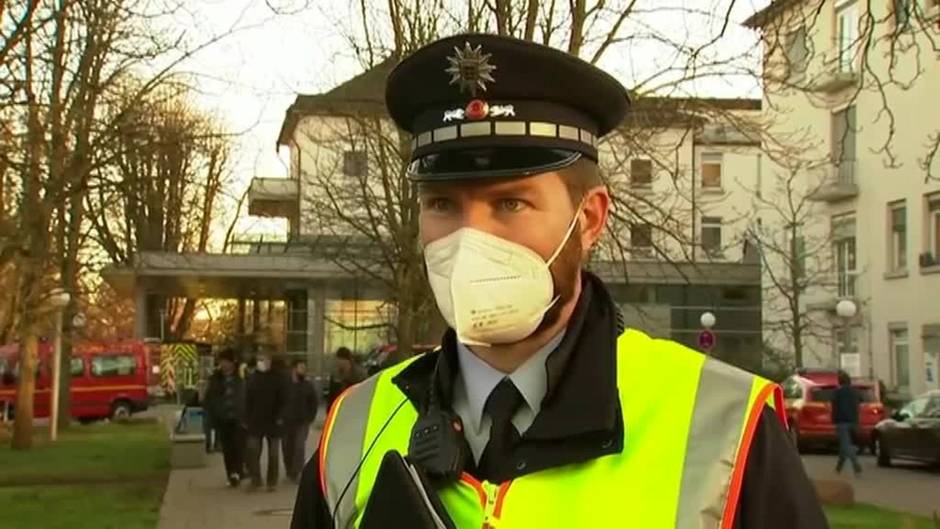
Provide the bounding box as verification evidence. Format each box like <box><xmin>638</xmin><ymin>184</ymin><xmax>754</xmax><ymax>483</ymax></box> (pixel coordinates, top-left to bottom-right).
<box><xmin>546</xmin><ymin>199</ymin><xmax>585</xmax><ymax>267</ymax></box>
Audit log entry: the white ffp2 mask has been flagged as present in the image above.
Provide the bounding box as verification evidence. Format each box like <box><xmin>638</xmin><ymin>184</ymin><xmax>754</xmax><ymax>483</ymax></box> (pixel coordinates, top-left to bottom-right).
<box><xmin>424</xmin><ymin>209</ymin><xmax>581</xmax><ymax>346</ymax></box>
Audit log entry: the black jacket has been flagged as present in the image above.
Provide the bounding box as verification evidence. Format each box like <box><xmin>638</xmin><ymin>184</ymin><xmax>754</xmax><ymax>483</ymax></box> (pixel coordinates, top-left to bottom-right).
<box><xmin>291</xmin><ymin>273</ymin><xmax>829</xmax><ymax>529</ymax></box>
<box><xmin>204</xmin><ymin>370</ymin><xmax>245</xmax><ymax>425</ymax></box>
<box><xmin>831</xmin><ymin>385</ymin><xmax>861</xmax><ymax>425</ymax></box>
<box><xmin>286</xmin><ymin>375</ymin><xmax>319</xmax><ymax>425</ymax></box>
<box><xmin>245</xmin><ymin>369</ymin><xmax>289</xmax><ymax>436</ymax></box>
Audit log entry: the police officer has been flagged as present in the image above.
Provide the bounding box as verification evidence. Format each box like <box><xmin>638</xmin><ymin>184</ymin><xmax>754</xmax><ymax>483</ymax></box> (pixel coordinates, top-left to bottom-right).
<box><xmin>292</xmin><ymin>34</ymin><xmax>828</xmax><ymax>529</ymax></box>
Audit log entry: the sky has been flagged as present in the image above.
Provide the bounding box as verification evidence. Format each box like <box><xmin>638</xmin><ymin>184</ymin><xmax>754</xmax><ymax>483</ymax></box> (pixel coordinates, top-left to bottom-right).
<box><xmin>172</xmin><ymin>0</ymin><xmax>773</xmax><ymax>240</ymax></box>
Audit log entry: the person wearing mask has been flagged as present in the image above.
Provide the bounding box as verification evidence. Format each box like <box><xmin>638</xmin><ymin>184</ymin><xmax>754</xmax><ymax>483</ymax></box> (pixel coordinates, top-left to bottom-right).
<box><xmin>831</xmin><ymin>370</ymin><xmax>863</xmax><ymax>477</ymax></box>
<box><xmin>283</xmin><ymin>358</ymin><xmax>319</xmax><ymax>483</ymax></box>
<box><xmin>292</xmin><ymin>34</ymin><xmax>826</xmax><ymax>529</ymax></box>
<box><xmin>204</xmin><ymin>348</ymin><xmax>246</xmax><ymax>487</ymax></box>
<box><xmin>327</xmin><ymin>347</ymin><xmax>366</xmax><ymax>408</ymax></box>
<box><xmin>245</xmin><ymin>353</ymin><xmax>289</xmax><ymax>491</ymax></box>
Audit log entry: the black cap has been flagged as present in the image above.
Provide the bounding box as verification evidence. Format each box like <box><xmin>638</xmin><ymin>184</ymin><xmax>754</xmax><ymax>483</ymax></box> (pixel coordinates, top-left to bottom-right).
<box><xmin>385</xmin><ymin>33</ymin><xmax>630</xmax><ymax>181</ymax></box>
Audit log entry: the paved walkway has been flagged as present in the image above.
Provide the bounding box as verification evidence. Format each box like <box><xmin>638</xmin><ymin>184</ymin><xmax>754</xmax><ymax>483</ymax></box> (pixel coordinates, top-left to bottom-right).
<box><xmin>802</xmin><ymin>453</ymin><xmax>940</xmax><ymax>517</ymax></box>
<box><xmin>156</xmin><ymin>406</ymin><xmax>324</xmax><ymax>529</ymax></box>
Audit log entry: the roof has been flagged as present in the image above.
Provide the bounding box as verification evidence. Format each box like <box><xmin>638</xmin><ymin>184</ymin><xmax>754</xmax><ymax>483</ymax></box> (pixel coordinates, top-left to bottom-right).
<box><xmin>618</xmin><ymin>97</ymin><xmax>761</xmax><ymax>132</ymax></box>
<box><xmin>276</xmin><ymin>57</ymin><xmax>397</xmax><ymax>146</ymax></box>
<box><xmin>276</xmin><ymin>60</ymin><xmax>761</xmax><ymax>145</ymax></box>
<box><xmin>743</xmin><ymin>0</ymin><xmax>801</xmax><ymax>29</ymax></box>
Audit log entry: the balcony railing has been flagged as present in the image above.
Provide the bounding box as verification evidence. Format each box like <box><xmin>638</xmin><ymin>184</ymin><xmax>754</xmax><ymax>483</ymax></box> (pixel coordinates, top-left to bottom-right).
<box><xmin>812</xmin><ymin>49</ymin><xmax>860</xmax><ymax>93</ymax></box>
<box><xmin>810</xmin><ymin>159</ymin><xmax>859</xmax><ymax>203</ymax></box>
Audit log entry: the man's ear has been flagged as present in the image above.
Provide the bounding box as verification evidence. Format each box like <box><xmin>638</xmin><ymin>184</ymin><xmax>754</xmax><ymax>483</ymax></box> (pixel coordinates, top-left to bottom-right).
<box><xmin>578</xmin><ymin>186</ymin><xmax>610</xmax><ymax>257</ymax></box>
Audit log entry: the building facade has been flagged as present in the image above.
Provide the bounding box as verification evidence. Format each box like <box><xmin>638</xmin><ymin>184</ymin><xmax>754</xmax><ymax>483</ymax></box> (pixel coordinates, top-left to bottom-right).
<box><xmin>745</xmin><ymin>0</ymin><xmax>940</xmax><ymax>396</ymax></box>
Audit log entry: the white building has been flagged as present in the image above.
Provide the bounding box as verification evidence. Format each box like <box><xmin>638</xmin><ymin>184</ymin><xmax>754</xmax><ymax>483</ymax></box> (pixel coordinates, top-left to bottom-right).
<box><xmin>745</xmin><ymin>0</ymin><xmax>940</xmax><ymax>397</ymax></box>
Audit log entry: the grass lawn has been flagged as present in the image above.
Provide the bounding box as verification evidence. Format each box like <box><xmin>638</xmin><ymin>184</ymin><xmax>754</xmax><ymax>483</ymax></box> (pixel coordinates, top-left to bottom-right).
<box><xmin>826</xmin><ymin>504</ymin><xmax>938</xmax><ymax>529</ymax></box>
<box><xmin>0</xmin><ymin>420</ymin><xmax>169</xmax><ymax>484</ymax></box>
<box><xmin>0</xmin><ymin>421</ymin><xmax>169</xmax><ymax>528</ymax></box>
<box><xmin>0</xmin><ymin>483</ymin><xmax>163</xmax><ymax>529</ymax></box>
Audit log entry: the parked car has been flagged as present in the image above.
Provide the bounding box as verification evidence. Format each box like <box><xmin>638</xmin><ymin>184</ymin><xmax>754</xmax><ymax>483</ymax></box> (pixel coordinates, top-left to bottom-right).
<box><xmin>873</xmin><ymin>390</ymin><xmax>940</xmax><ymax>467</ymax></box>
<box><xmin>363</xmin><ymin>343</ymin><xmax>437</xmax><ymax>376</ymax></box>
<box><xmin>0</xmin><ymin>340</ymin><xmax>151</xmax><ymax>422</ymax></box>
<box><xmin>782</xmin><ymin>368</ymin><xmax>885</xmax><ymax>452</ymax></box>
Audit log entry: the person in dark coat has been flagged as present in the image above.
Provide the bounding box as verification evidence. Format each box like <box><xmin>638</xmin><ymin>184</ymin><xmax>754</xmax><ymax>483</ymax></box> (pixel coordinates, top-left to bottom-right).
<box><xmin>282</xmin><ymin>358</ymin><xmax>319</xmax><ymax>482</ymax></box>
<box><xmin>831</xmin><ymin>370</ymin><xmax>862</xmax><ymax>476</ymax></box>
<box><xmin>204</xmin><ymin>348</ymin><xmax>247</xmax><ymax>487</ymax></box>
<box><xmin>326</xmin><ymin>347</ymin><xmax>366</xmax><ymax>408</ymax></box>
<box><xmin>245</xmin><ymin>353</ymin><xmax>289</xmax><ymax>491</ymax></box>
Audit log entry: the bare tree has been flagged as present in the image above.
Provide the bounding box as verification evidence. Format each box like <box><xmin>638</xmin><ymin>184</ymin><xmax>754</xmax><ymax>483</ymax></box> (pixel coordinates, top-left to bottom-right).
<box><xmin>88</xmin><ymin>88</ymin><xmax>232</xmax><ymax>340</ymax></box>
<box><xmin>0</xmin><ymin>0</ymin><xmax>239</xmax><ymax>448</ymax></box>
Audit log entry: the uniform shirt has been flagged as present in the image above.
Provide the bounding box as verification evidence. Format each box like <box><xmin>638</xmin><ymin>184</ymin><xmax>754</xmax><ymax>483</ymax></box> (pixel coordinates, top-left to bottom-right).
<box><xmin>452</xmin><ymin>332</ymin><xmax>565</xmax><ymax>462</ymax></box>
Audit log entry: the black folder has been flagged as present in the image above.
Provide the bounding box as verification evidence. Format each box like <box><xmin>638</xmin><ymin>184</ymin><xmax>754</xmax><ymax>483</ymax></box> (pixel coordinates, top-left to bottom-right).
<box><xmin>359</xmin><ymin>450</ymin><xmax>457</xmax><ymax>529</ymax></box>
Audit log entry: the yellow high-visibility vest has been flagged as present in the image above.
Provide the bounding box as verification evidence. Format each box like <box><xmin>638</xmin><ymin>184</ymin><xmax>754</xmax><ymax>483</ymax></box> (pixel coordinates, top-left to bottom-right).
<box><xmin>319</xmin><ymin>329</ymin><xmax>783</xmax><ymax>529</ymax></box>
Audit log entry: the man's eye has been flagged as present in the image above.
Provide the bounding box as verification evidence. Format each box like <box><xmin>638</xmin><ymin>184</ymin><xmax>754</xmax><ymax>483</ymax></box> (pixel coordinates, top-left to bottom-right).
<box><xmin>425</xmin><ymin>198</ymin><xmax>454</xmax><ymax>212</ymax></box>
<box><xmin>499</xmin><ymin>199</ymin><xmax>526</xmax><ymax>212</ymax></box>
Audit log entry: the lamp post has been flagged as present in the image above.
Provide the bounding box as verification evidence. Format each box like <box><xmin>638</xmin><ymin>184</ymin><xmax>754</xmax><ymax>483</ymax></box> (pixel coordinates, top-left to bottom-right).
<box><xmin>48</xmin><ymin>288</ymin><xmax>70</xmax><ymax>442</ymax></box>
<box><xmin>835</xmin><ymin>299</ymin><xmax>858</xmax><ymax>375</ymax></box>
<box><xmin>698</xmin><ymin>311</ymin><xmax>717</xmax><ymax>353</ymax></box>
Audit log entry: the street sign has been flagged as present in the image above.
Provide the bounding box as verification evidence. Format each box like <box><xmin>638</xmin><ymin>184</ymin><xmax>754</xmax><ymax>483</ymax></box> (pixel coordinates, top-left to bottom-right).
<box><xmin>698</xmin><ymin>329</ymin><xmax>716</xmax><ymax>352</ymax></box>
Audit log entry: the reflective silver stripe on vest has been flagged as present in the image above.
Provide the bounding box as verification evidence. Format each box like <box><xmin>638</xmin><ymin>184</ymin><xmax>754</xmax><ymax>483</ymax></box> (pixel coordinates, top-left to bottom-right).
<box><xmin>675</xmin><ymin>357</ymin><xmax>757</xmax><ymax>529</ymax></box>
<box><xmin>323</xmin><ymin>375</ymin><xmax>380</xmax><ymax>528</ymax></box>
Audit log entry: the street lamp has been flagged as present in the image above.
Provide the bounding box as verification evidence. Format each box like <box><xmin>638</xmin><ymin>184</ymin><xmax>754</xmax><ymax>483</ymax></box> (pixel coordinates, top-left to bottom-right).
<box><xmin>700</xmin><ymin>311</ymin><xmax>717</xmax><ymax>330</ymax></box>
<box><xmin>48</xmin><ymin>288</ymin><xmax>70</xmax><ymax>442</ymax></box>
<box><xmin>835</xmin><ymin>299</ymin><xmax>858</xmax><ymax>375</ymax></box>
<box><xmin>835</xmin><ymin>299</ymin><xmax>857</xmax><ymax>319</ymax></box>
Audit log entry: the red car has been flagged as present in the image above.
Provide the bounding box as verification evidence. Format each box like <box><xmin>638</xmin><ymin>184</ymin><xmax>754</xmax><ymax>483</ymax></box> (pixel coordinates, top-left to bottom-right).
<box><xmin>0</xmin><ymin>340</ymin><xmax>151</xmax><ymax>422</ymax></box>
<box><xmin>782</xmin><ymin>368</ymin><xmax>885</xmax><ymax>453</ymax></box>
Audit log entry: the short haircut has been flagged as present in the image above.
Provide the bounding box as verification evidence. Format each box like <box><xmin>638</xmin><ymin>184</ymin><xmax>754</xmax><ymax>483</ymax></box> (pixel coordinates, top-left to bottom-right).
<box><xmin>292</xmin><ymin>358</ymin><xmax>307</xmax><ymax>368</ymax></box>
<box><xmin>336</xmin><ymin>347</ymin><xmax>353</xmax><ymax>360</ymax></box>
<box><xmin>558</xmin><ymin>157</ymin><xmax>604</xmax><ymax>207</ymax></box>
<box><xmin>217</xmin><ymin>347</ymin><xmax>237</xmax><ymax>362</ymax></box>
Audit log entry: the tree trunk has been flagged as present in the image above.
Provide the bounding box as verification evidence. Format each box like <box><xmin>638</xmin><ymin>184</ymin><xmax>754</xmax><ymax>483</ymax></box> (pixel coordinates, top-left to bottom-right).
<box><xmin>11</xmin><ymin>332</ymin><xmax>39</xmax><ymax>449</ymax></box>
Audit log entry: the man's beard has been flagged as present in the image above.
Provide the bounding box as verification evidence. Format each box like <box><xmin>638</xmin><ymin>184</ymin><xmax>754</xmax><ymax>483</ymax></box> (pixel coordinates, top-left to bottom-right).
<box><xmin>538</xmin><ymin>224</ymin><xmax>583</xmax><ymax>332</ymax></box>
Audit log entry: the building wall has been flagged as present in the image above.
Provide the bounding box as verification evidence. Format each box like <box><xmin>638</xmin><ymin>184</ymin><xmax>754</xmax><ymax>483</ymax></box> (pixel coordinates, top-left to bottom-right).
<box><xmin>756</xmin><ymin>0</ymin><xmax>940</xmax><ymax>395</ymax></box>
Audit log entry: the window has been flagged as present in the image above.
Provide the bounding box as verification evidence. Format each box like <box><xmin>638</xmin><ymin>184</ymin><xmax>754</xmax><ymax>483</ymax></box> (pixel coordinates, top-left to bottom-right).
<box><xmin>831</xmin><ymin>106</ymin><xmax>857</xmax><ymax>183</ymax></box>
<box><xmin>792</xmin><ymin>234</ymin><xmax>806</xmax><ymax>279</ymax></box>
<box><xmin>630</xmin><ymin>223</ymin><xmax>653</xmax><ymax>255</ymax></box>
<box><xmin>894</xmin><ymin>0</ymin><xmax>912</xmax><ymax>29</ymax></box>
<box><xmin>927</xmin><ymin>193</ymin><xmax>940</xmax><ymax>262</ymax></box>
<box><xmin>701</xmin><ymin>216</ymin><xmax>723</xmax><ymax>257</ymax></box>
<box><xmin>785</xmin><ymin>26</ymin><xmax>810</xmax><ymax>79</ymax></box>
<box><xmin>836</xmin><ymin>1</ymin><xmax>859</xmax><ymax>73</ymax></box>
<box><xmin>836</xmin><ymin>327</ymin><xmax>857</xmax><ymax>354</ymax></box>
<box><xmin>701</xmin><ymin>153</ymin><xmax>723</xmax><ymax>188</ymax></box>
<box><xmin>70</xmin><ymin>358</ymin><xmax>84</xmax><ymax>377</ymax></box>
<box><xmin>890</xmin><ymin>327</ymin><xmax>910</xmax><ymax>392</ymax></box>
<box><xmin>91</xmin><ymin>355</ymin><xmax>137</xmax><ymax>377</ymax></box>
<box><xmin>630</xmin><ymin>159</ymin><xmax>652</xmax><ymax>187</ymax></box>
<box><xmin>888</xmin><ymin>202</ymin><xmax>907</xmax><ymax>272</ymax></box>
<box><xmin>342</xmin><ymin>150</ymin><xmax>368</xmax><ymax>177</ymax></box>
<box><xmin>810</xmin><ymin>386</ymin><xmax>876</xmax><ymax>403</ymax></box>
<box><xmin>832</xmin><ymin>215</ymin><xmax>857</xmax><ymax>297</ymax></box>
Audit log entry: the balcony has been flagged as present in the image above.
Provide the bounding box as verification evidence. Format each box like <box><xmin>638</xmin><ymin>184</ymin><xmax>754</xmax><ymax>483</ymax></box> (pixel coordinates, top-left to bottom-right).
<box><xmin>812</xmin><ymin>50</ymin><xmax>859</xmax><ymax>93</ymax></box>
<box><xmin>810</xmin><ymin>160</ymin><xmax>858</xmax><ymax>203</ymax></box>
<box><xmin>248</xmin><ymin>177</ymin><xmax>299</xmax><ymax>218</ymax></box>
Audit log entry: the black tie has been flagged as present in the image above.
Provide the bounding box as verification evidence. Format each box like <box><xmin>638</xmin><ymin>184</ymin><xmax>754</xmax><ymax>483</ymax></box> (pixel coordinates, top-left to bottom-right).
<box><xmin>477</xmin><ymin>378</ymin><xmax>524</xmax><ymax>482</ymax></box>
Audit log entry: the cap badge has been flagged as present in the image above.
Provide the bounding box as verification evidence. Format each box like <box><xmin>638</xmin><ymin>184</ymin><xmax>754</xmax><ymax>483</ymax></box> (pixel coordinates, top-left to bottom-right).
<box><xmin>445</xmin><ymin>42</ymin><xmax>496</xmax><ymax>96</ymax></box>
<box><xmin>442</xmin><ymin>103</ymin><xmax>515</xmax><ymax>123</ymax></box>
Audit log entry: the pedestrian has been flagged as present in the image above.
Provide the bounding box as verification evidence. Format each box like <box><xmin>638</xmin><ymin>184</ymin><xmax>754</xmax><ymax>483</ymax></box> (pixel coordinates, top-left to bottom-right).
<box><xmin>832</xmin><ymin>369</ymin><xmax>863</xmax><ymax>476</ymax></box>
<box><xmin>283</xmin><ymin>358</ymin><xmax>319</xmax><ymax>483</ymax></box>
<box><xmin>291</xmin><ymin>34</ymin><xmax>827</xmax><ymax>529</ymax></box>
<box><xmin>204</xmin><ymin>347</ymin><xmax>246</xmax><ymax>487</ymax></box>
<box><xmin>245</xmin><ymin>353</ymin><xmax>288</xmax><ymax>492</ymax></box>
<box><xmin>326</xmin><ymin>347</ymin><xmax>365</xmax><ymax>408</ymax></box>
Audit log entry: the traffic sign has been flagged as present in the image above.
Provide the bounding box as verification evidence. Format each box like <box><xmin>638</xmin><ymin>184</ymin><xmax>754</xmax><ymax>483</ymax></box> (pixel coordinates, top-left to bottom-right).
<box><xmin>698</xmin><ymin>329</ymin><xmax>716</xmax><ymax>352</ymax></box>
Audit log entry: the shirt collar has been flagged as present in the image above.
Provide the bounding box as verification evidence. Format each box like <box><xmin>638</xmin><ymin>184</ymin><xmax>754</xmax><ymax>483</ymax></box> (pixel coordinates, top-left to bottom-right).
<box><xmin>455</xmin><ymin>331</ymin><xmax>565</xmax><ymax>434</ymax></box>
